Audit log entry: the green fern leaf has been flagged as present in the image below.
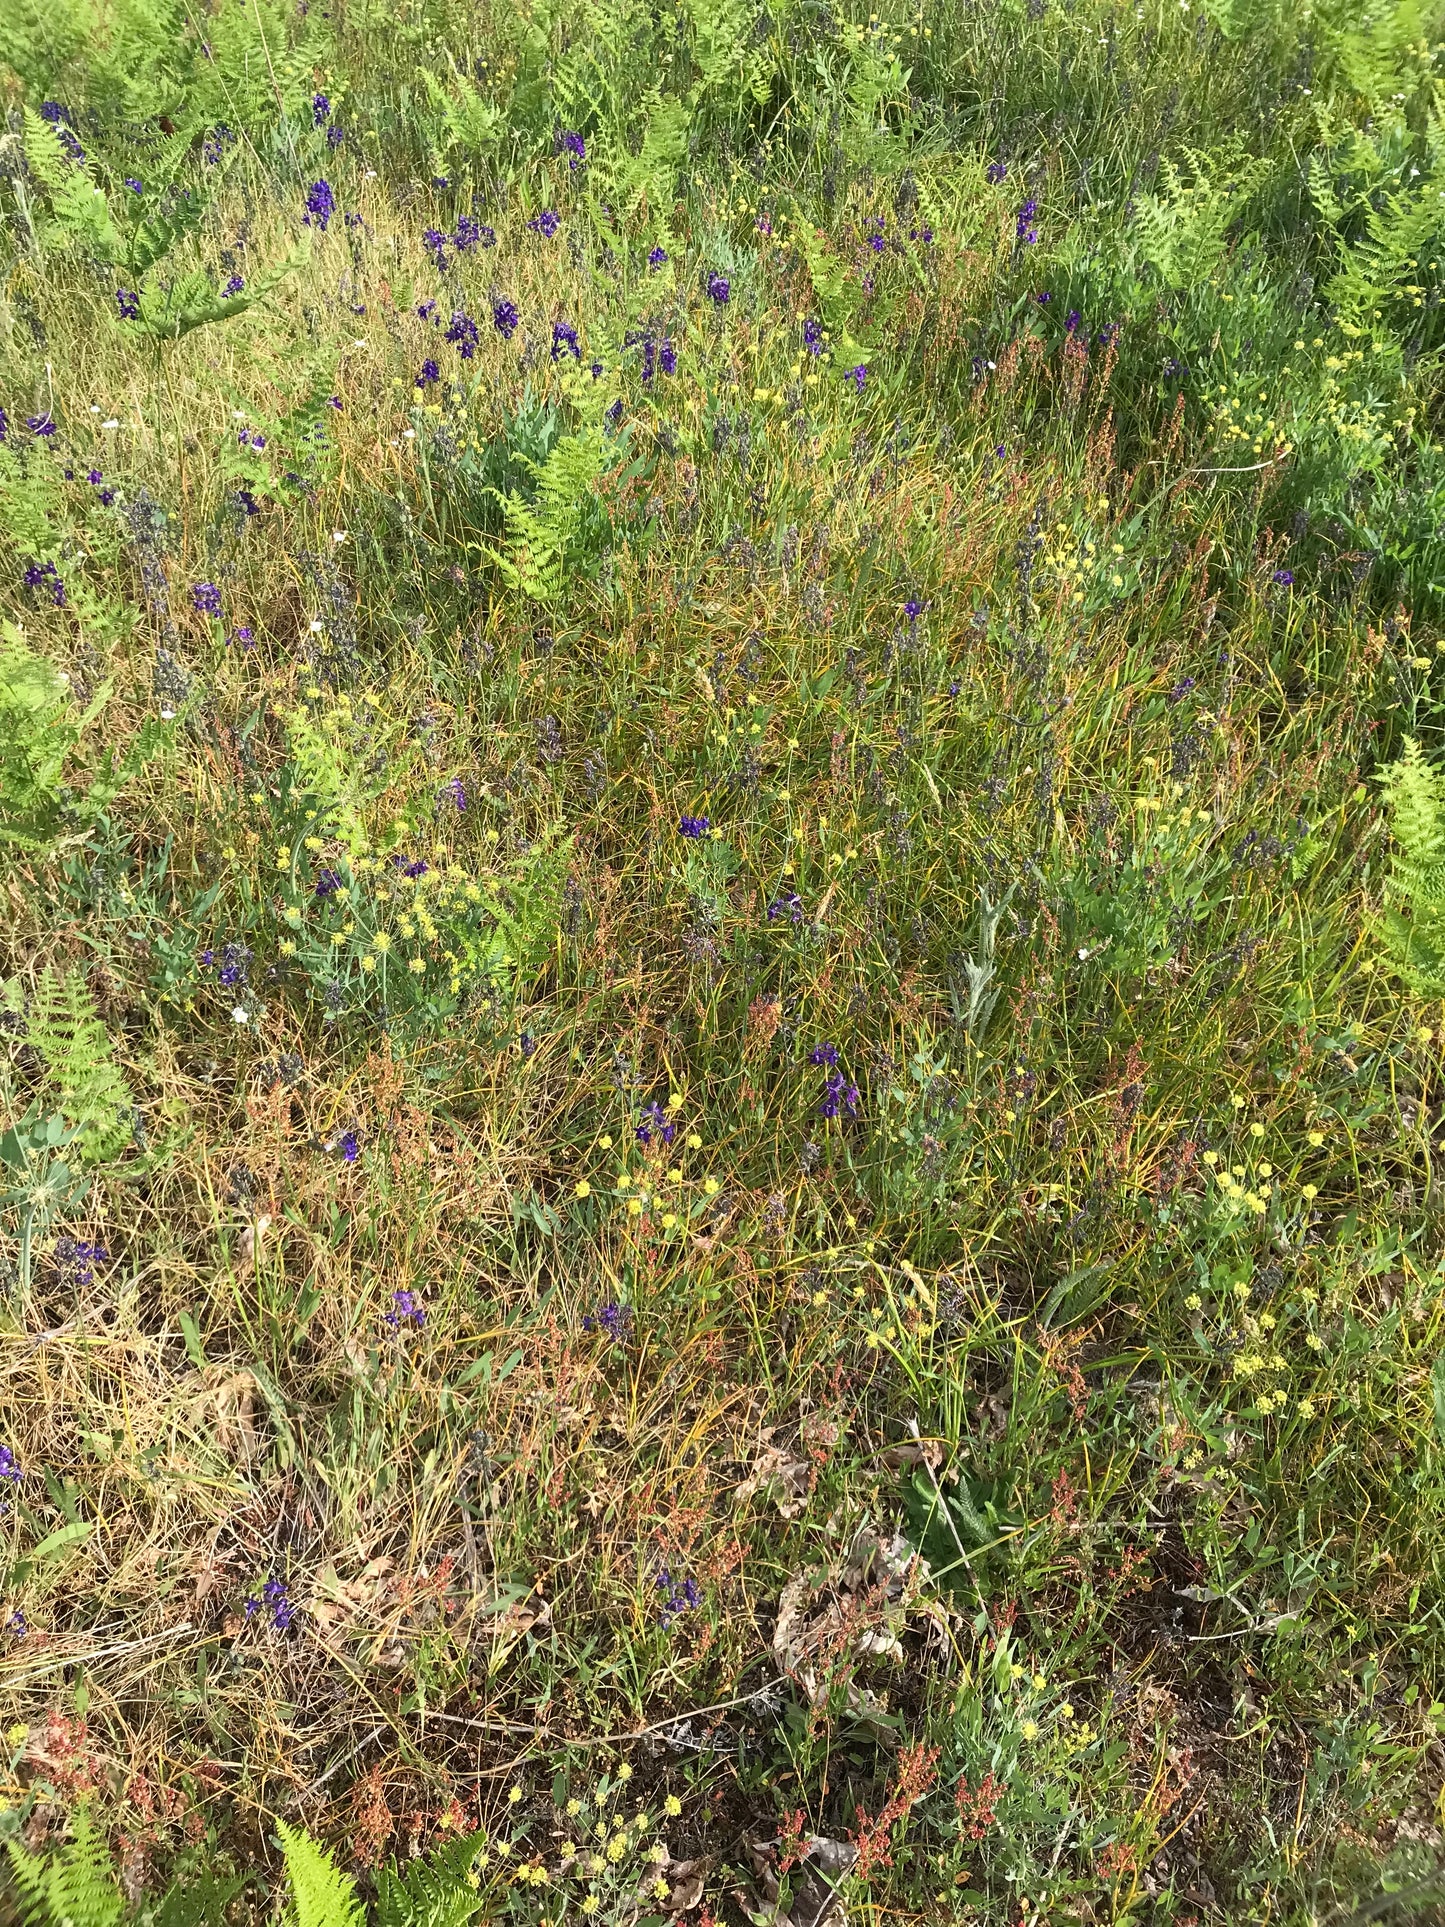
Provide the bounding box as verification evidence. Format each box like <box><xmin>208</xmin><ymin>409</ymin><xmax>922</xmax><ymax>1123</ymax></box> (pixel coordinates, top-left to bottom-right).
<box><xmin>374</xmin><ymin>1829</ymin><xmax>490</xmax><ymax>1927</ymax></box>
<box><xmin>1378</xmin><ymin>737</ymin><xmax>1445</xmax><ymax>996</ymax></box>
<box><xmin>278</xmin><ymin>1823</ymin><xmax>365</xmax><ymax>1927</ymax></box>
<box><xmin>26</xmin><ymin>968</ymin><xmax>134</xmax><ymax>1163</ymax></box>
<box><xmin>4</xmin><ymin>1807</ymin><xmax>124</xmax><ymax>1927</ymax></box>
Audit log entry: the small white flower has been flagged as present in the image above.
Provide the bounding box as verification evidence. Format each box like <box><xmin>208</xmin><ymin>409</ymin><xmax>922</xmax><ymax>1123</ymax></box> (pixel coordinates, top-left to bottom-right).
<box><xmin>310</xmin><ymin>619</ymin><xmax>324</xmax><ymax>632</ymax></box>
<box><xmin>352</xmin><ymin>338</ymin><xmax>367</xmax><ymax>348</ymax></box>
<box><xmin>332</xmin><ymin>530</ymin><xmax>346</xmax><ymax>543</ymax></box>
<box><xmin>364</xmin><ymin>168</ymin><xmax>377</xmax><ymax>180</ymax></box>
<box><xmin>403</xmin><ymin>428</ymin><xmax>415</xmax><ymax>439</ymax></box>
<box><xmin>232</xmin><ymin>1007</ymin><xmax>249</xmax><ymax>1024</ymax></box>
<box><xmin>103</xmin><ymin>418</ymin><xmax>119</xmax><ymax>429</ymax></box>
<box><xmin>89</xmin><ymin>403</ymin><xmax>100</xmax><ymax>414</ymax></box>
<box><xmin>160</xmin><ymin>707</ymin><xmax>175</xmax><ymax>720</ymax></box>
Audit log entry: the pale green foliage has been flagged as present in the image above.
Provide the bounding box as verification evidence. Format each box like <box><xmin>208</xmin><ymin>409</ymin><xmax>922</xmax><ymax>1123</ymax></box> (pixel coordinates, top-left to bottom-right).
<box><xmin>373</xmin><ymin>1830</ymin><xmax>489</xmax><ymax>1927</ymax></box>
<box><xmin>1379</xmin><ymin>737</ymin><xmax>1445</xmax><ymax>995</ymax></box>
<box><xmin>486</xmin><ymin>424</ymin><xmax>612</xmax><ymax>604</ymax></box>
<box><xmin>22</xmin><ymin>108</ymin><xmax>122</xmax><ymax>259</ymax></box>
<box><xmin>4</xmin><ymin>1808</ymin><xmax>124</xmax><ymax>1927</ymax></box>
<box><xmin>685</xmin><ymin>0</ymin><xmax>773</xmax><ymax>113</ymax></box>
<box><xmin>284</xmin><ymin>697</ymin><xmax>419</xmax><ymax>856</ymax></box>
<box><xmin>24</xmin><ymin>967</ymin><xmax>135</xmax><ymax>1162</ymax></box>
<box><xmin>278</xmin><ymin>1823</ymin><xmax>366</xmax><ymax>1927</ymax></box>
<box><xmin>419</xmin><ymin>59</ymin><xmax>505</xmax><ymax>166</ymax></box>
<box><xmin>1131</xmin><ymin>150</ymin><xmax>1268</xmax><ymax>290</ymax></box>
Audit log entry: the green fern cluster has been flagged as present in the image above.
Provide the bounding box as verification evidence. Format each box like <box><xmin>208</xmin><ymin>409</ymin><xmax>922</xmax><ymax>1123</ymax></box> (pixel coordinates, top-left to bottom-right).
<box><xmin>486</xmin><ymin>424</ymin><xmax>614</xmax><ymax>604</ymax></box>
<box><xmin>1379</xmin><ymin>736</ymin><xmax>1445</xmax><ymax>995</ymax></box>
<box><xmin>2</xmin><ymin>1812</ymin><xmax>490</xmax><ymax>1927</ymax></box>
<box><xmin>22</xmin><ymin>968</ymin><xmax>135</xmax><ymax>1163</ymax></box>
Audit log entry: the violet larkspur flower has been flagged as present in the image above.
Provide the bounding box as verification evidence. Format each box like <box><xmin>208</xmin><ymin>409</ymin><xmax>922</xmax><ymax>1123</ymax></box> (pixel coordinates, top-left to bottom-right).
<box><xmin>706</xmin><ymin>271</ymin><xmax>730</xmax><ymax>304</ymax></box>
<box><xmin>0</xmin><ymin>1446</ymin><xmax>22</xmax><ymax>1489</ymax></box>
<box><xmin>636</xmin><ymin>1101</ymin><xmax>676</xmax><ymax>1148</ymax></box>
<box><xmin>232</xmin><ymin>625</ymin><xmax>254</xmax><ymax>646</ymax></box>
<box><xmin>116</xmin><ymin>287</ymin><xmax>141</xmax><ymax>318</ymax></box>
<box><xmin>216</xmin><ymin>941</ymin><xmax>253</xmax><ymax>988</ymax></box>
<box><xmin>454</xmin><ymin>214</ymin><xmax>488</xmax><ymax>251</ymax></box>
<box><xmin>658</xmin><ymin>1569</ymin><xmax>702</xmax><ymax>1627</ymax></box>
<box><xmin>584</xmin><ymin>1301</ymin><xmax>633</xmax><ymax>1340</ymax></box>
<box><xmin>314</xmin><ymin>867</ymin><xmax>343</xmax><ymax>897</ymax></box>
<box><xmin>528</xmin><ymin>208</ymin><xmax>561</xmax><ymax>238</ymax></box>
<box><xmin>423</xmin><ymin>226</ymin><xmax>449</xmax><ymax>269</ymax></box>
<box><xmin>1272</xmin><ymin>568</ymin><xmax>1295</xmax><ymax>587</ymax></box>
<box><xmin>819</xmin><ymin>1069</ymin><xmax>860</xmax><ymax>1119</ymax></box>
<box><xmin>222</xmin><ymin>274</ymin><xmax>244</xmax><ymax>296</ymax></box>
<box><xmin>492</xmin><ymin>297</ymin><xmax>519</xmax><ymax>339</ymax></box>
<box><xmin>338</xmin><ymin>1129</ymin><xmax>360</xmax><ymax>1163</ymax></box>
<box><xmin>809</xmin><ymin>1041</ymin><xmax>840</xmax><ymax>1068</ymax></box>
<box><xmin>40</xmin><ymin>101</ymin><xmax>71</xmax><ymax>124</ymax></box>
<box><xmin>192</xmin><ymin>580</ymin><xmax>222</xmax><ymax>617</ymax></box>
<box><xmin>803</xmin><ymin>317</ymin><xmax>824</xmax><ymax>356</ymax></box>
<box><xmin>245</xmin><ymin>1574</ymin><xmax>294</xmax><ymax>1632</ymax></box>
<box><xmin>767</xmin><ymin>890</ymin><xmax>804</xmax><ymax>924</ymax></box>
<box><xmin>439</xmin><ymin>774</ymin><xmax>466</xmax><ymax>812</ymax></box>
<box><xmin>28</xmin><ymin>414</ymin><xmax>56</xmax><ymax>437</ymax></box>
<box><xmin>659</xmin><ymin>339</ymin><xmax>677</xmax><ymax>376</ymax></box>
<box><xmin>416</xmin><ymin>298</ymin><xmax>438</xmax><ymax>321</ymax></box>
<box><xmin>1035</xmin><ymin>290</ymin><xmax>1051</xmax><ymax>305</ymax></box>
<box><xmin>0</xmin><ymin>408</ymin><xmax>7</xmax><ymax>443</ymax></box>
<box><xmin>446</xmin><ymin>309</ymin><xmax>480</xmax><ymax>358</ymax></box>
<box><xmin>416</xmin><ymin>358</ymin><xmax>440</xmax><ymax>386</ymax></box>
<box><xmin>8</xmin><ymin>1610</ymin><xmax>27</xmax><ymax>1637</ymax></box>
<box><xmin>845</xmin><ymin>364</ymin><xmax>867</xmax><ymax>391</ymax></box>
<box><xmin>987</xmin><ymin>158</ymin><xmax>1008</xmax><ymax>184</ymax></box>
<box><xmin>678</xmin><ymin>814</ymin><xmax>710</xmax><ymax>838</ymax></box>
<box><xmin>124</xmin><ymin>176</ymin><xmax>143</xmax><ymax>193</ymax></box>
<box><xmin>54</xmin><ymin>1238</ymin><xmax>109</xmax><ymax>1288</ymax></box>
<box><xmin>327</xmin><ymin>123</ymin><xmax>345</xmax><ymax>147</ymax></box>
<box><xmin>304</xmin><ymin>179</ymin><xmax>335</xmax><ymax>231</ymax></box>
<box><xmin>647</xmin><ymin>245</ymin><xmax>668</xmax><ymax>269</ymax></box>
<box><xmin>385</xmin><ymin>1288</ymin><xmax>426</xmax><ymax>1330</ymax></box>
<box><xmin>312</xmin><ymin>91</ymin><xmax>331</xmax><ymax>123</ymax></box>
<box><xmin>1016</xmin><ymin>199</ymin><xmax>1039</xmax><ymax>244</ymax></box>
<box><xmin>23</xmin><ymin>560</ymin><xmax>65</xmax><ymax>606</ymax></box>
<box><xmin>557</xmin><ymin>129</ymin><xmax>586</xmax><ymax>168</ymax></box>
<box><xmin>1065</xmin><ymin>308</ymin><xmax>1082</xmax><ymax>333</ymax></box>
<box><xmin>551</xmin><ymin>319</ymin><xmax>580</xmax><ymax>361</ymax></box>
<box><xmin>87</xmin><ymin>468</ymin><xmax>103</xmax><ymax>485</ymax></box>
<box><xmin>1167</xmin><ymin>677</ymin><xmax>1197</xmax><ymax>704</ymax></box>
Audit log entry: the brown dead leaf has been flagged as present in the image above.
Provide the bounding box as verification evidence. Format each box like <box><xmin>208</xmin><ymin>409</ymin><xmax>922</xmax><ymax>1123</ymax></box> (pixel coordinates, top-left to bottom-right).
<box><xmin>737</xmin><ymin>1439</ymin><xmax>812</xmax><ymax>1519</ymax></box>
<box><xmin>667</xmin><ymin>1857</ymin><xmax>712</xmax><ymax>1912</ymax></box>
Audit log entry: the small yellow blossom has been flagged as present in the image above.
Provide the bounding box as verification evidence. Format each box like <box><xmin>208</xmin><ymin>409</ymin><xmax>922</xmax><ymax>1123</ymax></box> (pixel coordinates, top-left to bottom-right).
<box><xmin>575</xmin><ymin>1180</ymin><xmax>591</xmax><ymax>1199</ymax></box>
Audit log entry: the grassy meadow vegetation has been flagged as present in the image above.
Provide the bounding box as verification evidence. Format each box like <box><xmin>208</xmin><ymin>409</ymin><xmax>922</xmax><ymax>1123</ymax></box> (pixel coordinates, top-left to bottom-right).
<box><xmin>4</xmin><ymin>0</ymin><xmax>1445</xmax><ymax>1920</ymax></box>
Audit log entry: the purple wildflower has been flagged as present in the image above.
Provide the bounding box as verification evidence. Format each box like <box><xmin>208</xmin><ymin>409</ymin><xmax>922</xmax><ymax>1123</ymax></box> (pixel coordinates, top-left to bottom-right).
<box><xmin>53</xmin><ymin>1238</ymin><xmax>109</xmax><ymax>1288</ymax></box>
<box><xmin>327</xmin><ymin>123</ymin><xmax>345</xmax><ymax>147</ymax></box>
<box><xmin>0</xmin><ymin>409</ymin><xmax>7</xmax><ymax>443</ymax></box>
<box><xmin>819</xmin><ymin>1069</ymin><xmax>860</xmax><ymax>1119</ymax></box>
<box><xmin>551</xmin><ymin>319</ymin><xmax>580</xmax><ymax>361</ymax></box>
<box><xmin>584</xmin><ymin>1301</ymin><xmax>633</xmax><ymax>1340</ymax></box>
<box><xmin>304</xmin><ymin>179</ymin><xmax>335</xmax><ymax>231</ymax></box>
<box><xmin>28</xmin><ymin>415</ymin><xmax>56</xmax><ymax>437</ymax></box>
<box><xmin>809</xmin><ymin>1041</ymin><xmax>840</xmax><ymax>1068</ymax></box>
<box><xmin>222</xmin><ymin>275</ymin><xmax>244</xmax><ymax>296</ymax></box>
<box><xmin>1065</xmin><ymin>309</ymin><xmax>1082</xmax><ymax>333</ymax></box>
<box><xmin>439</xmin><ymin>775</ymin><xmax>466</xmax><ymax>812</ymax></box>
<box><xmin>659</xmin><ymin>339</ymin><xmax>677</xmax><ymax>375</ymax></box>
<box><xmin>658</xmin><ymin>1569</ymin><xmax>702</xmax><ymax>1627</ymax></box>
<box><xmin>803</xmin><ymin>317</ymin><xmax>824</xmax><ymax>356</ymax></box>
<box><xmin>8</xmin><ymin>1610</ymin><xmax>27</xmax><ymax>1637</ymax></box>
<box><xmin>245</xmin><ymin>1574</ymin><xmax>294</xmax><ymax>1632</ymax></box>
<box><xmin>416</xmin><ymin>358</ymin><xmax>440</xmax><ymax>386</ymax></box>
<box><xmin>22</xmin><ymin>560</ymin><xmax>65</xmax><ymax>606</ymax></box>
<box><xmin>1016</xmin><ymin>199</ymin><xmax>1038</xmax><ymax>245</ymax></box>
<box><xmin>987</xmin><ymin>159</ymin><xmax>1008</xmax><ymax>184</ymax></box>
<box><xmin>446</xmin><ymin>309</ymin><xmax>480</xmax><ymax>358</ymax></box>
<box><xmin>706</xmin><ymin>271</ymin><xmax>730</xmax><ymax>304</ymax></box>
<box><xmin>492</xmin><ymin>297</ymin><xmax>519</xmax><ymax>339</ymax></box>
<box><xmin>454</xmin><ymin>214</ymin><xmax>491</xmax><ymax>251</ymax></box>
<box><xmin>1272</xmin><ymin>568</ymin><xmax>1295</xmax><ymax>587</ymax></box>
<box><xmin>314</xmin><ymin>867</ymin><xmax>343</xmax><ymax>897</ymax></box>
<box><xmin>312</xmin><ymin>91</ymin><xmax>331</xmax><ymax>123</ymax></box>
<box><xmin>678</xmin><ymin>814</ymin><xmax>710</xmax><ymax>838</ymax></box>
<box><xmin>647</xmin><ymin>245</ymin><xmax>668</xmax><ymax>270</ymax></box>
<box><xmin>216</xmin><ymin>941</ymin><xmax>252</xmax><ymax>988</ymax></box>
<box><xmin>423</xmin><ymin>226</ymin><xmax>449</xmax><ymax>269</ymax></box>
<box><xmin>192</xmin><ymin>580</ymin><xmax>223</xmax><ymax>617</ymax></box>
<box><xmin>116</xmin><ymin>287</ymin><xmax>141</xmax><ymax>318</ymax></box>
<box><xmin>1167</xmin><ymin>677</ymin><xmax>1196</xmax><ymax>704</ymax></box>
<box><xmin>40</xmin><ymin>101</ymin><xmax>71</xmax><ymax>124</ymax></box>
<box><xmin>385</xmin><ymin>1288</ymin><xmax>426</xmax><ymax>1331</ymax></box>
<box><xmin>636</xmin><ymin>1101</ymin><xmax>676</xmax><ymax>1148</ymax></box>
<box><xmin>768</xmin><ymin>891</ymin><xmax>804</xmax><ymax>924</ymax></box>
<box><xmin>557</xmin><ymin>129</ymin><xmax>586</xmax><ymax>169</ymax></box>
<box><xmin>528</xmin><ymin>208</ymin><xmax>560</xmax><ymax>238</ymax></box>
<box><xmin>845</xmin><ymin>364</ymin><xmax>867</xmax><ymax>390</ymax></box>
<box><xmin>0</xmin><ymin>1446</ymin><xmax>22</xmax><ymax>1488</ymax></box>
<box><xmin>124</xmin><ymin>176</ymin><xmax>143</xmax><ymax>193</ymax></box>
<box><xmin>338</xmin><ymin>1130</ymin><xmax>360</xmax><ymax>1163</ymax></box>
